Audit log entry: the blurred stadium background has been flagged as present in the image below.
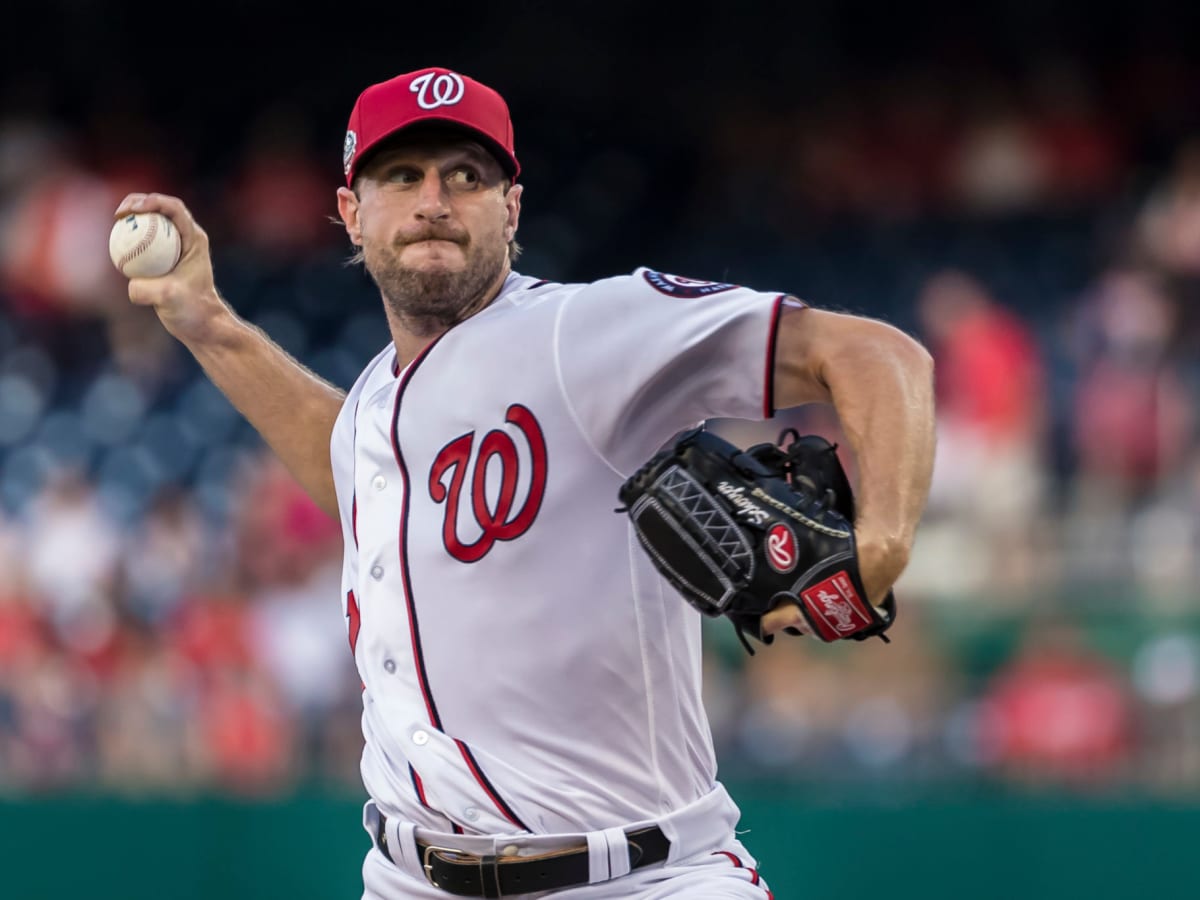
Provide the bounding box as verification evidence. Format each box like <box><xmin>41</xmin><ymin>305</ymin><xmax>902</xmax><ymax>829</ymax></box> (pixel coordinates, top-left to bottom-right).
<box><xmin>2</xmin><ymin>1</ymin><xmax>1200</xmax><ymax>897</ymax></box>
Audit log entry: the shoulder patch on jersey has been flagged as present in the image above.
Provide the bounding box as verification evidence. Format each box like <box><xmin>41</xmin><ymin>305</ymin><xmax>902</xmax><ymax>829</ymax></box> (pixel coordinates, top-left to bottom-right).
<box><xmin>642</xmin><ymin>269</ymin><xmax>739</xmax><ymax>298</ymax></box>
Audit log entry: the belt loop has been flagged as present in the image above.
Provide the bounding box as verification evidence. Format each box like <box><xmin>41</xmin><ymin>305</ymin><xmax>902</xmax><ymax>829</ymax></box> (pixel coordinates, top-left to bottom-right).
<box><xmin>585</xmin><ymin>830</ymin><xmax>610</xmax><ymax>883</ymax></box>
<box><xmin>393</xmin><ymin>821</ymin><xmax>418</xmax><ymax>871</ymax></box>
<box><xmin>479</xmin><ymin>854</ymin><xmax>502</xmax><ymax>898</ymax></box>
<box><xmin>362</xmin><ymin>800</ymin><xmax>378</xmax><ymax>844</ymax></box>
<box><xmin>604</xmin><ymin>825</ymin><xmax>632</xmax><ymax>879</ymax></box>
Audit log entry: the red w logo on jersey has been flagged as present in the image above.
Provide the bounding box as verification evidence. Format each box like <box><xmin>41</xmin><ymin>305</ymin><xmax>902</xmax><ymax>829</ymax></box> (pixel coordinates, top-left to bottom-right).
<box><xmin>429</xmin><ymin>404</ymin><xmax>548</xmax><ymax>563</ymax></box>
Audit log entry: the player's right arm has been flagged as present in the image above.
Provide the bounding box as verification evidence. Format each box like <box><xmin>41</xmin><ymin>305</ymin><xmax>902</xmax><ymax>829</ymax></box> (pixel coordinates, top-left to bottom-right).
<box><xmin>115</xmin><ymin>193</ymin><xmax>344</xmax><ymax>518</ymax></box>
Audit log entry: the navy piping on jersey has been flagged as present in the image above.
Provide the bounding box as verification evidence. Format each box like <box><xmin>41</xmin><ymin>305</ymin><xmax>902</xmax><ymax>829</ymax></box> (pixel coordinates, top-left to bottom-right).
<box><xmin>455</xmin><ymin>738</ymin><xmax>531</xmax><ymax>832</ymax></box>
<box><xmin>410</xmin><ymin>764</ymin><xmax>428</xmax><ymax>805</ymax></box>
<box><xmin>351</xmin><ymin>396</ymin><xmax>361</xmax><ymax>546</ymax></box>
<box><xmin>389</xmin><ymin>336</ymin><xmax>531</xmax><ymax>834</ymax></box>
<box><xmin>390</xmin><ymin>338</ymin><xmax>447</xmax><ymax>730</ymax></box>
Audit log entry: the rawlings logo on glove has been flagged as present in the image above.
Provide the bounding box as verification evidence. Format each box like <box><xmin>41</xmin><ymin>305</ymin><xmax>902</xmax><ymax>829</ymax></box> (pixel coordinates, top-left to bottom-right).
<box><xmin>616</xmin><ymin>425</ymin><xmax>896</xmax><ymax>654</ymax></box>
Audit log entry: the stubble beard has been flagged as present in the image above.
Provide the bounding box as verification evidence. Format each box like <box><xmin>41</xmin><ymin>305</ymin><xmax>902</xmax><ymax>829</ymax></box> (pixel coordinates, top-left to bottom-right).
<box><xmin>365</xmin><ymin>237</ymin><xmax>508</xmax><ymax>338</ymax></box>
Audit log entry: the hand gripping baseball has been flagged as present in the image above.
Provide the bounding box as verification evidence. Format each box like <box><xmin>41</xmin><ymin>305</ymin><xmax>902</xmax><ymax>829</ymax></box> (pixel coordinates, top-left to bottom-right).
<box><xmin>618</xmin><ymin>426</ymin><xmax>897</xmax><ymax>655</ymax></box>
<box><xmin>112</xmin><ymin>193</ymin><xmax>229</xmax><ymax>346</ymax></box>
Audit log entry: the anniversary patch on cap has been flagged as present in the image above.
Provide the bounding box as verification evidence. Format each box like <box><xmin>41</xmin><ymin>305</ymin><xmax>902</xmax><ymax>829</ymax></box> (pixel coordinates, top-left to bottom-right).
<box><xmin>343</xmin><ymin>130</ymin><xmax>358</xmax><ymax>177</ymax></box>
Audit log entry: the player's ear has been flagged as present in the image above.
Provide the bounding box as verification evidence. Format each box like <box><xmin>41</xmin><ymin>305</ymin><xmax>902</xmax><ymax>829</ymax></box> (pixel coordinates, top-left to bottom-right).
<box><xmin>503</xmin><ymin>182</ymin><xmax>522</xmax><ymax>244</ymax></box>
<box><xmin>336</xmin><ymin>186</ymin><xmax>363</xmax><ymax>246</ymax></box>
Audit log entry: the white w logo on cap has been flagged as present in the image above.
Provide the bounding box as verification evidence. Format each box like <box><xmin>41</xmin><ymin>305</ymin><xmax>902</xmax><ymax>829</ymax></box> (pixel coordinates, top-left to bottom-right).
<box><xmin>410</xmin><ymin>72</ymin><xmax>465</xmax><ymax>109</ymax></box>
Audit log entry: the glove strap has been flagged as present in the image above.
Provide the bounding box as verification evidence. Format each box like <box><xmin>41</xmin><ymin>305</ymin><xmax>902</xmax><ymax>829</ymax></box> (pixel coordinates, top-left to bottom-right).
<box><xmin>795</xmin><ymin>562</ymin><xmax>892</xmax><ymax>643</ymax></box>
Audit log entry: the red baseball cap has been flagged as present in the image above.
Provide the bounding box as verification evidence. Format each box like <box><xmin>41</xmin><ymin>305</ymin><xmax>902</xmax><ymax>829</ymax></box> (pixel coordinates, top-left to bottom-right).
<box><xmin>342</xmin><ymin>67</ymin><xmax>519</xmax><ymax>186</ymax></box>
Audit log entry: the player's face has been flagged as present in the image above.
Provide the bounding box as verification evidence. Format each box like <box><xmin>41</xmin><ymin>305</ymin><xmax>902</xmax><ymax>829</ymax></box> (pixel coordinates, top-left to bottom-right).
<box><xmin>338</xmin><ymin>136</ymin><xmax>522</xmax><ymax>333</ymax></box>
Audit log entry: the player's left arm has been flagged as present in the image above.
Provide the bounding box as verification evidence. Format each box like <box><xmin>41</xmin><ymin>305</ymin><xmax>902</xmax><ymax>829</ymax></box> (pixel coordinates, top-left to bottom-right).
<box><xmin>762</xmin><ymin>305</ymin><xmax>936</xmax><ymax>635</ymax></box>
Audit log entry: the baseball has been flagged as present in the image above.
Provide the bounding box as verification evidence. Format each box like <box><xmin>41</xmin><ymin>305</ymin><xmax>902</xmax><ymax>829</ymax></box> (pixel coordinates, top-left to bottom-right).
<box><xmin>109</xmin><ymin>211</ymin><xmax>182</xmax><ymax>279</ymax></box>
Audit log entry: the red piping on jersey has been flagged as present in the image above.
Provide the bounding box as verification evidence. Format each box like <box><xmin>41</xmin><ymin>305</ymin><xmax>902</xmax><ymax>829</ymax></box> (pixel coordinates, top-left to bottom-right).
<box><xmin>455</xmin><ymin>739</ymin><xmax>531</xmax><ymax>832</ymax></box>
<box><xmin>410</xmin><ymin>765</ymin><xmax>429</xmax><ymax>806</ymax></box>
<box><xmin>346</xmin><ymin>590</ymin><xmax>365</xmax><ymax>691</ymax></box>
<box><xmin>713</xmin><ymin>851</ymin><xmax>771</xmax><ymax>896</ymax></box>
<box><xmin>391</xmin><ymin>338</ymin><xmax>448</xmax><ymax>730</ymax></box>
<box><xmin>410</xmin><ymin>767</ymin><xmax>466</xmax><ymax>834</ymax></box>
<box><xmin>763</xmin><ymin>295</ymin><xmax>786</xmax><ymax>419</ymax></box>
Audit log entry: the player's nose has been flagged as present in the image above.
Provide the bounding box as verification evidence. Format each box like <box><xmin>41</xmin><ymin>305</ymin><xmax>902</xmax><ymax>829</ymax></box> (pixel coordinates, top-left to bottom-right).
<box><xmin>413</xmin><ymin>171</ymin><xmax>451</xmax><ymax>220</ymax></box>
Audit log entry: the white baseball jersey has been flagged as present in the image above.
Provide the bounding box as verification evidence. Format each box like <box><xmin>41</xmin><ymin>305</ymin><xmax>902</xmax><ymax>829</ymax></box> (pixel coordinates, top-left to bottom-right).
<box><xmin>332</xmin><ymin>267</ymin><xmax>790</xmax><ymax>841</ymax></box>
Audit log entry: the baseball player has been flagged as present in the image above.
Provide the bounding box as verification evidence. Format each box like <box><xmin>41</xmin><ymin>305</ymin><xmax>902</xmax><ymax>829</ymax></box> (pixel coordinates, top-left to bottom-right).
<box><xmin>114</xmin><ymin>67</ymin><xmax>935</xmax><ymax>898</ymax></box>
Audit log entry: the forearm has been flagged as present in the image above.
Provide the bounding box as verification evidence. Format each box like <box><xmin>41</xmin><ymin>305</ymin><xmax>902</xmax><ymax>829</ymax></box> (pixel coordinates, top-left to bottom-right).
<box><xmin>820</xmin><ymin>328</ymin><xmax>935</xmax><ymax>565</ymax></box>
<box><xmin>774</xmin><ymin>307</ymin><xmax>936</xmax><ymax>599</ymax></box>
<box><xmin>182</xmin><ymin>301</ymin><xmax>345</xmax><ymax>518</ymax></box>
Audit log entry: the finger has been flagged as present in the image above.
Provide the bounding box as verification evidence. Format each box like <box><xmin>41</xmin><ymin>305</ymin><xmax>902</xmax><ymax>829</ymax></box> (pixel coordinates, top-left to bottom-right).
<box><xmin>114</xmin><ymin>193</ymin><xmax>150</xmax><ymax>215</ymax></box>
<box><xmin>127</xmin><ymin>281</ymin><xmax>162</xmax><ymax>306</ymax></box>
<box><xmin>113</xmin><ymin>192</ymin><xmax>203</xmax><ymax>254</ymax></box>
<box><xmin>760</xmin><ymin>602</ymin><xmax>808</xmax><ymax>637</ymax></box>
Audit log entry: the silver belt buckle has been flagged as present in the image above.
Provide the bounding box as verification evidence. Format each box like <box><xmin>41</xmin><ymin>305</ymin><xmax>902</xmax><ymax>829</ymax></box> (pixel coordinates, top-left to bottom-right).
<box><xmin>422</xmin><ymin>845</ymin><xmax>464</xmax><ymax>889</ymax></box>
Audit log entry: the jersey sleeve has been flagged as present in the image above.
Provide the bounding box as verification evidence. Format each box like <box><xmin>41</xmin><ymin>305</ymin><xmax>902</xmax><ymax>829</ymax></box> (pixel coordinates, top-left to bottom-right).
<box><xmin>554</xmin><ymin>268</ymin><xmax>798</xmax><ymax>475</ymax></box>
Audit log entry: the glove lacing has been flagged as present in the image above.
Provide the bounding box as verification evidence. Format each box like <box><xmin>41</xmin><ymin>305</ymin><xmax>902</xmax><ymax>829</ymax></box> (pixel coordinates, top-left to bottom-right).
<box><xmin>777</xmin><ymin>427</ymin><xmax>839</xmax><ymax>514</ymax></box>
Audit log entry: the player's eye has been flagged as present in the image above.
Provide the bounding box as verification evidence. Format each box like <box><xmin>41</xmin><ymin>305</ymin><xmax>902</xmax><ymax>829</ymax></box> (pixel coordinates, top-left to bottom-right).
<box><xmin>447</xmin><ymin>167</ymin><xmax>480</xmax><ymax>188</ymax></box>
<box><xmin>385</xmin><ymin>167</ymin><xmax>421</xmax><ymax>185</ymax></box>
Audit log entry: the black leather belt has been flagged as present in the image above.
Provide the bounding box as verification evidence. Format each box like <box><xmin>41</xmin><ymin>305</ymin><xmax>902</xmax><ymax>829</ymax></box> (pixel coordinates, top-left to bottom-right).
<box><xmin>377</xmin><ymin>813</ymin><xmax>671</xmax><ymax>897</ymax></box>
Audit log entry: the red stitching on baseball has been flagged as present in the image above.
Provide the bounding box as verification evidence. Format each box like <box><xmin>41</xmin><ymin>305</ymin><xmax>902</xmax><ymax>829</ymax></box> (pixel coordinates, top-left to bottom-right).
<box><xmin>119</xmin><ymin>215</ymin><xmax>166</xmax><ymax>270</ymax></box>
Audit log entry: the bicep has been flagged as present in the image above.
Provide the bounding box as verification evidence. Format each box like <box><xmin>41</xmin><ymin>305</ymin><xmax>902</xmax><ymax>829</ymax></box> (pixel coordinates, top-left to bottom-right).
<box><xmin>772</xmin><ymin>306</ymin><xmax>928</xmax><ymax>411</ymax></box>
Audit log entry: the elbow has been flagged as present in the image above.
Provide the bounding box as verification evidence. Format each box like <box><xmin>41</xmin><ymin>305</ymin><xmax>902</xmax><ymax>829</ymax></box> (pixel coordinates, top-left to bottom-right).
<box><xmin>887</xmin><ymin>327</ymin><xmax>935</xmax><ymax>394</ymax></box>
<box><xmin>896</xmin><ymin>327</ymin><xmax>935</xmax><ymax>375</ymax></box>
<box><xmin>914</xmin><ymin>335</ymin><xmax>936</xmax><ymax>387</ymax></box>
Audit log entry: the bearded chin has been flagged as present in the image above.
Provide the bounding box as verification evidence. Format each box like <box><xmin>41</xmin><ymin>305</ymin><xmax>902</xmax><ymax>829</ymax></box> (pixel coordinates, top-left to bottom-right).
<box><xmin>367</xmin><ymin>244</ymin><xmax>506</xmax><ymax>336</ymax></box>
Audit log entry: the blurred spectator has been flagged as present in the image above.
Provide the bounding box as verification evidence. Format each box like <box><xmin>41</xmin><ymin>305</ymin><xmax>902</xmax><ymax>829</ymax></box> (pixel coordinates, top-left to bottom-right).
<box><xmin>860</xmin><ymin>72</ymin><xmax>958</xmax><ymax>219</ymax></box>
<box><xmin>167</xmin><ymin>586</ymin><xmax>256</xmax><ymax>681</ymax></box>
<box><xmin>196</xmin><ymin>664</ymin><xmax>295</xmax><ymax>795</ymax></box>
<box><xmin>0</xmin><ymin>107</ymin><xmax>182</xmax><ymax>392</ymax></box>
<box><xmin>229</xmin><ymin>453</ymin><xmax>342</xmax><ymax>592</ymax></box>
<box><xmin>945</xmin><ymin>80</ymin><xmax>1051</xmax><ymax>215</ymax></box>
<box><xmin>92</xmin><ymin>626</ymin><xmax>203</xmax><ymax>793</ymax></box>
<box><xmin>0</xmin><ymin>123</ymin><xmax>132</xmax><ymax>323</ymax></box>
<box><xmin>116</xmin><ymin>484</ymin><xmax>218</xmax><ymax>628</ymax></box>
<box><xmin>248</xmin><ymin>554</ymin><xmax>353</xmax><ymax>776</ymax></box>
<box><xmin>6</xmin><ymin>655</ymin><xmax>98</xmax><ymax>788</ymax></box>
<box><xmin>1129</xmin><ymin>631</ymin><xmax>1200</xmax><ymax>793</ymax></box>
<box><xmin>724</xmin><ymin>602</ymin><xmax>960</xmax><ymax>781</ymax></box>
<box><xmin>19</xmin><ymin>466</ymin><xmax>121</xmax><ymax>657</ymax></box>
<box><xmin>837</xmin><ymin>603</ymin><xmax>962</xmax><ymax>777</ymax></box>
<box><xmin>219</xmin><ymin>103</ymin><xmax>338</xmax><ymax>266</ymax></box>
<box><xmin>1024</xmin><ymin>57</ymin><xmax>1127</xmax><ymax>208</ymax></box>
<box><xmin>912</xmin><ymin>268</ymin><xmax>1050</xmax><ymax>596</ymax></box>
<box><xmin>1133</xmin><ymin>137</ymin><xmax>1200</xmax><ymax>279</ymax></box>
<box><xmin>1060</xmin><ymin>265</ymin><xmax>1196</xmax><ymax>587</ymax></box>
<box><xmin>975</xmin><ymin>615</ymin><xmax>1135</xmax><ymax>787</ymax></box>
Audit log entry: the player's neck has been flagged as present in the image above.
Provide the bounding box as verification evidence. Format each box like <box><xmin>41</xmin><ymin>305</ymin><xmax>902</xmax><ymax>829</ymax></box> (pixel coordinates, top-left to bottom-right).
<box><xmin>388</xmin><ymin>260</ymin><xmax>512</xmax><ymax>369</ymax></box>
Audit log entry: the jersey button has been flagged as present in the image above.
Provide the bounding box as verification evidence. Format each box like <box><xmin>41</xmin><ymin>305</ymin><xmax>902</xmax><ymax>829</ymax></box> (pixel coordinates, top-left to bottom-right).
<box><xmin>372</xmin><ymin>475</ymin><xmax>387</xmax><ymax>491</ymax></box>
<box><xmin>370</xmin><ymin>565</ymin><xmax>384</xmax><ymax>580</ymax></box>
<box><xmin>463</xmin><ymin>807</ymin><xmax>480</xmax><ymax>822</ymax></box>
<box><xmin>383</xmin><ymin>659</ymin><xmax>396</xmax><ymax>674</ymax></box>
<box><xmin>412</xmin><ymin>730</ymin><xmax>429</xmax><ymax>746</ymax></box>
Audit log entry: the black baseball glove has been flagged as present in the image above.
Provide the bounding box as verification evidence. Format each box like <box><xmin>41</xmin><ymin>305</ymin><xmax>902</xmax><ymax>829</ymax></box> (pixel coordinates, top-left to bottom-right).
<box><xmin>617</xmin><ymin>425</ymin><xmax>896</xmax><ymax>654</ymax></box>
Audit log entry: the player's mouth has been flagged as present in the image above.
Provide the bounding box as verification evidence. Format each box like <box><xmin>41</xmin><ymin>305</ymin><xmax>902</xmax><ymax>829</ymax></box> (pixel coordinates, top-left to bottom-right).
<box><xmin>402</xmin><ymin>231</ymin><xmax>467</xmax><ymax>247</ymax></box>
